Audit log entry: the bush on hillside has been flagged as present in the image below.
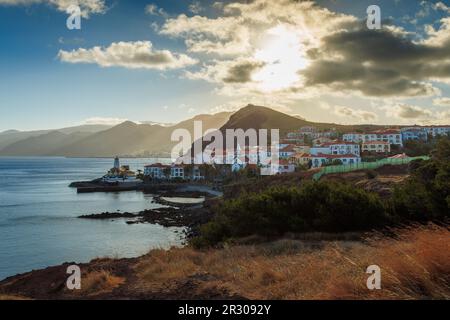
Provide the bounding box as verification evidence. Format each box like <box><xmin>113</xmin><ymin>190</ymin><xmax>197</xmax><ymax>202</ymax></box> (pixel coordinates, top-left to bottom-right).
<box><xmin>390</xmin><ymin>137</ymin><xmax>450</xmax><ymax>221</ymax></box>
<box><xmin>192</xmin><ymin>181</ymin><xmax>388</xmax><ymax>247</ymax></box>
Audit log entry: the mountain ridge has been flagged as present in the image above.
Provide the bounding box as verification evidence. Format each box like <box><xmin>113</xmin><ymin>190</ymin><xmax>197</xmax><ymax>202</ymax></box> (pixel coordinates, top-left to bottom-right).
<box><xmin>0</xmin><ymin>105</ymin><xmax>410</xmax><ymax>157</ymax></box>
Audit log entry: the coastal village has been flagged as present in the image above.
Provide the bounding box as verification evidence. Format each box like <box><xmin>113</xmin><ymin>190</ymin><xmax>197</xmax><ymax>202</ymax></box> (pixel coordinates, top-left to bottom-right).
<box><xmin>101</xmin><ymin>125</ymin><xmax>450</xmax><ymax>184</ymax></box>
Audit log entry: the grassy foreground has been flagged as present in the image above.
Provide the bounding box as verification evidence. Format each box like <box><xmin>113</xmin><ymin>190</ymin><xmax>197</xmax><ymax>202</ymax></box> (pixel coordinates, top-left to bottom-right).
<box><xmin>0</xmin><ymin>224</ymin><xmax>448</xmax><ymax>300</ymax></box>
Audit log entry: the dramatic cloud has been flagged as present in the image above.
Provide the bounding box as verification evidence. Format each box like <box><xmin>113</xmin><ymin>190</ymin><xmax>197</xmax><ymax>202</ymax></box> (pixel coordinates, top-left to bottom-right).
<box><xmin>387</xmin><ymin>104</ymin><xmax>433</xmax><ymax>119</ymax></box>
<box><xmin>186</xmin><ymin>58</ymin><xmax>265</xmax><ymax>84</ymax></box>
<box><xmin>160</xmin><ymin>0</ymin><xmax>354</xmax><ymax>57</ymax></box>
<box><xmin>160</xmin><ymin>0</ymin><xmax>450</xmax><ymax>103</ymax></box>
<box><xmin>58</xmin><ymin>41</ymin><xmax>198</xmax><ymax>70</ymax></box>
<box><xmin>160</xmin><ymin>14</ymin><xmax>251</xmax><ymax>55</ymax></box>
<box><xmin>334</xmin><ymin>106</ymin><xmax>378</xmax><ymax>122</ymax></box>
<box><xmin>433</xmin><ymin>97</ymin><xmax>450</xmax><ymax>106</ymax></box>
<box><xmin>303</xmin><ymin>25</ymin><xmax>450</xmax><ymax>97</ymax></box>
<box><xmin>0</xmin><ymin>0</ymin><xmax>107</xmax><ymax>17</ymax></box>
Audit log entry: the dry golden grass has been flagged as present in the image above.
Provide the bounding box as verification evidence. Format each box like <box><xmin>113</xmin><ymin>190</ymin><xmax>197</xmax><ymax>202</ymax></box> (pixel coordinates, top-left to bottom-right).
<box><xmin>76</xmin><ymin>270</ymin><xmax>125</xmax><ymax>296</ymax></box>
<box><xmin>0</xmin><ymin>294</ymin><xmax>30</xmax><ymax>300</ymax></box>
<box><xmin>134</xmin><ymin>224</ymin><xmax>449</xmax><ymax>299</ymax></box>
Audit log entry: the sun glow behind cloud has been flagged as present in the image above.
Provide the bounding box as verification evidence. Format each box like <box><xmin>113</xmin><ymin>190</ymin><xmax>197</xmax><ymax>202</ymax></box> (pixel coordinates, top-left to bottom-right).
<box><xmin>252</xmin><ymin>25</ymin><xmax>309</xmax><ymax>92</ymax></box>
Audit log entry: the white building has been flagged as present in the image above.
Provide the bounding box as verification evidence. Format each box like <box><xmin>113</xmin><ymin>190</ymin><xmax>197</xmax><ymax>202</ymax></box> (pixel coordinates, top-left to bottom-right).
<box><xmin>424</xmin><ymin>126</ymin><xmax>450</xmax><ymax>137</ymax></box>
<box><xmin>171</xmin><ymin>165</ymin><xmax>185</xmax><ymax>179</ymax></box>
<box><xmin>144</xmin><ymin>163</ymin><xmax>168</xmax><ymax>179</ymax></box>
<box><xmin>311</xmin><ymin>154</ymin><xmax>361</xmax><ymax>168</ymax></box>
<box><xmin>310</xmin><ymin>146</ymin><xmax>332</xmax><ymax>156</ymax></box>
<box><xmin>401</xmin><ymin>127</ymin><xmax>428</xmax><ymax>142</ymax></box>
<box><xmin>344</xmin><ymin>130</ymin><xmax>403</xmax><ymax>146</ymax></box>
<box><xmin>372</xmin><ymin>129</ymin><xmax>403</xmax><ymax>146</ymax></box>
<box><xmin>342</xmin><ymin>133</ymin><xmax>364</xmax><ymax>143</ymax></box>
<box><xmin>311</xmin><ymin>141</ymin><xmax>360</xmax><ymax>157</ymax></box>
<box><xmin>271</xmin><ymin>159</ymin><xmax>296</xmax><ymax>174</ymax></box>
<box><xmin>362</xmin><ymin>141</ymin><xmax>391</xmax><ymax>153</ymax></box>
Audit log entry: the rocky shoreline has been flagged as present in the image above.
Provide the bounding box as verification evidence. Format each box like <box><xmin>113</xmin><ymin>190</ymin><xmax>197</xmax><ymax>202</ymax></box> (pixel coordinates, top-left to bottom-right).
<box><xmin>78</xmin><ymin>190</ymin><xmax>218</xmax><ymax>239</ymax></box>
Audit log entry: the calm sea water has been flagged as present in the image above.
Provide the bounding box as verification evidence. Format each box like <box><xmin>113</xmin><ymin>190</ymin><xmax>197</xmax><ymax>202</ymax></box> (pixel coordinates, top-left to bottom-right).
<box><xmin>0</xmin><ymin>157</ymin><xmax>180</xmax><ymax>281</ymax></box>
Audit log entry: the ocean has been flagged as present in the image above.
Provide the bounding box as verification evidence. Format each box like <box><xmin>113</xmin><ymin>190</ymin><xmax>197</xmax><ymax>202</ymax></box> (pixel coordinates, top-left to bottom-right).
<box><xmin>0</xmin><ymin>157</ymin><xmax>182</xmax><ymax>281</ymax></box>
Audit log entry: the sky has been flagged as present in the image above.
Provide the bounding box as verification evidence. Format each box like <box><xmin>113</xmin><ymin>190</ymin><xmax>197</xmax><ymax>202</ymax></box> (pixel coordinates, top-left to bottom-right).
<box><xmin>1</xmin><ymin>0</ymin><xmax>450</xmax><ymax>131</ymax></box>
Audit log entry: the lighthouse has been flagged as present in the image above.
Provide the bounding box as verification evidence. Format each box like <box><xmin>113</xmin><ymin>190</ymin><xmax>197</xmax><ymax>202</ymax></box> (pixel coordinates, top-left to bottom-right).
<box><xmin>114</xmin><ymin>156</ymin><xmax>120</xmax><ymax>170</ymax></box>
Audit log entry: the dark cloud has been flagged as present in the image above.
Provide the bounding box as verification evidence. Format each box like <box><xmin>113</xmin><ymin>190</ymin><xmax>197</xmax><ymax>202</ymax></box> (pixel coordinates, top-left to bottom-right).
<box><xmin>393</xmin><ymin>104</ymin><xmax>432</xmax><ymax>119</ymax></box>
<box><xmin>302</xmin><ymin>27</ymin><xmax>450</xmax><ymax>97</ymax></box>
<box><xmin>222</xmin><ymin>60</ymin><xmax>265</xmax><ymax>83</ymax></box>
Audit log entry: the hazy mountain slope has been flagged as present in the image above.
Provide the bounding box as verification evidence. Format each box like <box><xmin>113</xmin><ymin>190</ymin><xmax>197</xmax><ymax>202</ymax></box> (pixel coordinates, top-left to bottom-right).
<box><xmin>0</xmin><ymin>131</ymin><xmax>91</xmax><ymax>156</ymax></box>
<box><xmin>0</xmin><ymin>106</ymin><xmax>394</xmax><ymax>157</ymax></box>
<box><xmin>0</xmin><ymin>125</ymin><xmax>112</xmax><ymax>151</ymax></box>
<box><xmin>173</xmin><ymin>112</ymin><xmax>232</xmax><ymax>131</ymax></box>
<box><xmin>51</xmin><ymin>122</ymin><xmax>163</xmax><ymax>157</ymax></box>
<box><xmin>57</xmin><ymin>124</ymin><xmax>113</xmax><ymax>134</ymax></box>
<box><xmin>50</xmin><ymin>112</ymin><xmax>233</xmax><ymax>157</ymax></box>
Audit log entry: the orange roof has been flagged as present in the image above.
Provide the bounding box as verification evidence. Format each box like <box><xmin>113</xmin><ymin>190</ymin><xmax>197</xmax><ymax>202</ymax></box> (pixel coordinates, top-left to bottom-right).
<box><xmin>280</xmin><ymin>144</ymin><xmax>297</xmax><ymax>152</ymax></box>
<box><xmin>291</xmin><ymin>152</ymin><xmax>311</xmax><ymax>158</ymax></box>
<box><xmin>321</xmin><ymin>140</ymin><xmax>358</xmax><ymax>146</ymax></box>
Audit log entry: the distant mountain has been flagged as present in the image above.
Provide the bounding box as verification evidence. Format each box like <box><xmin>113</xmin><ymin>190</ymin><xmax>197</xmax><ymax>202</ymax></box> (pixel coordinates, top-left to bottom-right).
<box><xmin>0</xmin><ymin>124</ymin><xmax>112</xmax><ymax>151</ymax></box>
<box><xmin>0</xmin><ymin>130</ymin><xmax>20</xmax><ymax>135</ymax></box>
<box><xmin>45</xmin><ymin>112</ymin><xmax>233</xmax><ymax>157</ymax></box>
<box><xmin>0</xmin><ymin>106</ymin><xmax>396</xmax><ymax>157</ymax></box>
<box><xmin>51</xmin><ymin>122</ymin><xmax>166</xmax><ymax>157</ymax></box>
<box><xmin>220</xmin><ymin>104</ymin><xmax>388</xmax><ymax>135</ymax></box>
<box><xmin>57</xmin><ymin>124</ymin><xmax>113</xmax><ymax>134</ymax></box>
<box><xmin>0</xmin><ymin>131</ymin><xmax>91</xmax><ymax>156</ymax></box>
<box><xmin>221</xmin><ymin>105</ymin><xmax>312</xmax><ymax>133</ymax></box>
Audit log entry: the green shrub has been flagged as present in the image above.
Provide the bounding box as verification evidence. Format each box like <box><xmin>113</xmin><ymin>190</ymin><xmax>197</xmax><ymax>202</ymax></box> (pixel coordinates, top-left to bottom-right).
<box><xmin>390</xmin><ymin>137</ymin><xmax>450</xmax><ymax>221</ymax></box>
<box><xmin>192</xmin><ymin>181</ymin><xmax>388</xmax><ymax>247</ymax></box>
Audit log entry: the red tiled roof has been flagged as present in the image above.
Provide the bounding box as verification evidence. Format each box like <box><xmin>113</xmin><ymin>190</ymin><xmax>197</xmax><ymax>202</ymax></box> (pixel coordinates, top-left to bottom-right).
<box><xmin>278</xmin><ymin>159</ymin><xmax>292</xmax><ymax>165</ymax></box>
<box><xmin>291</xmin><ymin>152</ymin><xmax>311</xmax><ymax>158</ymax></box>
<box><xmin>321</xmin><ymin>140</ymin><xmax>358</xmax><ymax>146</ymax></box>
<box><xmin>144</xmin><ymin>163</ymin><xmax>169</xmax><ymax>168</ymax></box>
<box><xmin>280</xmin><ymin>144</ymin><xmax>297</xmax><ymax>152</ymax></box>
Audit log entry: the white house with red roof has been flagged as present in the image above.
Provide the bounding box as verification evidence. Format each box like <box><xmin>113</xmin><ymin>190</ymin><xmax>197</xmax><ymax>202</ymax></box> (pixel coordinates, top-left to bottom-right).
<box><xmin>279</xmin><ymin>144</ymin><xmax>297</xmax><ymax>158</ymax></box>
<box><xmin>144</xmin><ymin>163</ymin><xmax>169</xmax><ymax>179</ymax></box>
